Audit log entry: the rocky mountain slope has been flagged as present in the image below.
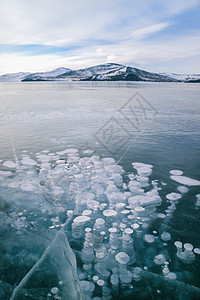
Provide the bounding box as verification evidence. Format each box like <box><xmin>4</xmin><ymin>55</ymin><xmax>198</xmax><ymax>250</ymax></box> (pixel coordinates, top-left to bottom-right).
<box><xmin>0</xmin><ymin>63</ymin><xmax>199</xmax><ymax>82</ymax></box>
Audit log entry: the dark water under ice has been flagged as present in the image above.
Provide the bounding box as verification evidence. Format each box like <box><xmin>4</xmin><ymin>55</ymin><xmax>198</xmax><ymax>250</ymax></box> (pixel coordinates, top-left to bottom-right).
<box><xmin>0</xmin><ymin>81</ymin><xmax>200</xmax><ymax>299</ymax></box>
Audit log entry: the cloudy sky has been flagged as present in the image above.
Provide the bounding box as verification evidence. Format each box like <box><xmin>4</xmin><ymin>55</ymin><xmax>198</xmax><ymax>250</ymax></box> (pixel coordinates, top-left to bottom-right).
<box><xmin>0</xmin><ymin>0</ymin><xmax>200</xmax><ymax>74</ymax></box>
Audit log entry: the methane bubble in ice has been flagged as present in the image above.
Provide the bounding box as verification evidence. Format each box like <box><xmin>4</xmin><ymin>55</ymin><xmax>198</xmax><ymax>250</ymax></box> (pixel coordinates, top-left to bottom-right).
<box><xmin>157</xmin><ymin>213</ymin><xmax>166</xmax><ymax>219</ymax></box>
<box><xmin>177</xmin><ymin>186</ymin><xmax>189</xmax><ymax>194</ymax></box>
<box><xmin>3</xmin><ymin>161</ymin><xmax>17</xmax><ymax>168</ymax></box>
<box><xmin>103</xmin><ymin>209</ymin><xmax>117</xmax><ymax>217</ymax></box>
<box><xmin>170</xmin><ymin>175</ymin><xmax>200</xmax><ymax>186</ymax></box>
<box><xmin>115</xmin><ymin>252</ymin><xmax>130</xmax><ymax>264</ymax></box>
<box><xmin>137</xmin><ymin>166</ymin><xmax>153</xmax><ymax>177</ymax></box>
<box><xmin>184</xmin><ymin>243</ymin><xmax>193</xmax><ymax>251</ymax></box>
<box><xmin>166</xmin><ymin>272</ymin><xmax>177</xmax><ymax>280</ymax></box>
<box><xmin>97</xmin><ymin>279</ymin><xmax>105</xmax><ymax>286</ymax></box>
<box><xmin>170</xmin><ymin>170</ymin><xmax>183</xmax><ymax>175</ymax></box>
<box><xmin>166</xmin><ymin>192</ymin><xmax>182</xmax><ymax>201</ymax></box>
<box><xmin>82</xmin><ymin>210</ymin><xmax>92</xmax><ymax>216</ymax></box>
<box><xmin>161</xmin><ymin>232</ymin><xmax>171</xmax><ymax>242</ymax></box>
<box><xmin>194</xmin><ymin>248</ymin><xmax>200</xmax><ymax>254</ymax></box>
<box><xmin>132</xmin><ymin>162</ymin><xmax>153</xmax><ymax>169</ymax></box>
<box><xmin>144</xmin><ymin>234</ymin><xmax>155</xmax><ymax>244</ymax></box>
<box><xmin>74</xmin><ymin>216</ymin><xmax>90</xmax><ymax>223</ymax></box>
<box><xmin>154</xmin><ymin>254</ymin><xmax>166</xmax><ymax>265</ymax></box>
<box><xmin>22</xmin><ymin>156</ymin><xmax>37</xmax><ymax>166</ymax></box>
<box><xmin>51</xmin><ymin>287</ymin><xmax>59</xmax><ymax>294</ymax></box>
<box><xmin>20</xmin><ymin>183</ymin><xmax>36</xmax><ymax>192</ymax></box>
<box><xmin>0</xmin><ymin>170</ymin><xmax>13</xmax><ymax>177</ymax></box>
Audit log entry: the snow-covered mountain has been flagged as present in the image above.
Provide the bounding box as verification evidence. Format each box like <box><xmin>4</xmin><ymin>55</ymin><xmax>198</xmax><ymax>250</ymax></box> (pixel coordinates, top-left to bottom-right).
<box><xmin>0</xmin><ymin>72</ymin><xmax>30</xmax><ymax>82</ymax></box>
<box><xmin>0</xmin><ymin>64</ymin><xmax>199</xmax><ymax>82</ymax></box>
<box><xmin>20</xmin><ymin>67</ymin><xmax>71</xmax><ymax>81</ymax></box>
<box><xmin>56</xmin><ymin>63</ymin><xmax>178</xmax><ymax>82</ymax></box>
<box><xmin>160</xmin><ymin>72</ymin><xmax>200</xmax><ymax>83</ymax></box>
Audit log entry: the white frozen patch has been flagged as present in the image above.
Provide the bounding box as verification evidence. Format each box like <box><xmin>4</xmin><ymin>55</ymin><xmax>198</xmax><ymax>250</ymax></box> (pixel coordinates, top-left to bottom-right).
<box><xmin>170</xmin><ymin>170</ymin><xmax>183</xmax><ymax>175</ymax></box>
<box><xmin>3</xmin><ymin>161</ymin><xmax>17</xmax><ymax>168</ymax></box>
<box><xmin>22</xmin><ymin>156</ymin><xmax>37</xmax><ymax>166</ymax></box>
<box><xmin>170</xmin><ymin>175</ymin><xmax>200</xmax><ymax>186</ymax></box>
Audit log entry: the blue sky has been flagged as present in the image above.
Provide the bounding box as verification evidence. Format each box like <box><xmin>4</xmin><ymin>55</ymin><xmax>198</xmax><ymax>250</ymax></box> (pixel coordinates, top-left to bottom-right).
<box><xmin>0</xmin><ymin>0</ymin><xmax>199</xmax><ymax>74</ymax></box>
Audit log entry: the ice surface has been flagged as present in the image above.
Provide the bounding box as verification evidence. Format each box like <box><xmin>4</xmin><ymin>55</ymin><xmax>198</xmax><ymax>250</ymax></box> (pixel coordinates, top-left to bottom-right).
<box><xmin>10</xmin><ymin>228</ymin><xmax>83</xmax><ymax>300</ymax></box>
<box><xmin>1</xmin><ymin>148</ymin><xmax>200</xmax><ymax>299</ymax></box>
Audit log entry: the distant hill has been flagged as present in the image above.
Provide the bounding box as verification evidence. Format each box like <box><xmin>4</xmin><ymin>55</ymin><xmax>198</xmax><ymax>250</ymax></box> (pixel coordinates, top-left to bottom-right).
<box><xmin>0</xmin><ymin>63</ymin><xmax>199</xmax><ymax>82</ymax></box>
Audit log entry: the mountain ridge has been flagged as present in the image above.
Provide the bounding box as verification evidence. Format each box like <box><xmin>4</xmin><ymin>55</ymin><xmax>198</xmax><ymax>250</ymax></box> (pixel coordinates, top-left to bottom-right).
<box><xmin>0</xmin><ymin>63</ymin><xmax>199</xmax><ymax>82</ymax></box>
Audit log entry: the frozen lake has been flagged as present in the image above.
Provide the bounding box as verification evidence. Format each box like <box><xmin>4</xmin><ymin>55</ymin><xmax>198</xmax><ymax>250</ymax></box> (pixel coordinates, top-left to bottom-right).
<box><xmin>0</xmin><ymin>81</ymin><xmax>200</xmax><ymax>299</ymax></box>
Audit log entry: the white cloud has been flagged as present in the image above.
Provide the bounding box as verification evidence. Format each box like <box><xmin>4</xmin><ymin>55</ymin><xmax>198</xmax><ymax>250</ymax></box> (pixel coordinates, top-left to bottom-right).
<box><xmin>1</xmin><ymin>33</ymin><xmax>199</xmax><ymax>75</ymax></box>
<box><xmin>1</xmin><ymin>0</ymin><xmax>199</xmax><ymax>46</ymax></box>
<box><xmin>0</xmin><ymin>0</ymin><xmax>199</xmax><ymax>73</ymax></box>
<box><xmin>131</xmin><ymin>22</ymin><xmax>170</xmax><ymax>40</ymax></box>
